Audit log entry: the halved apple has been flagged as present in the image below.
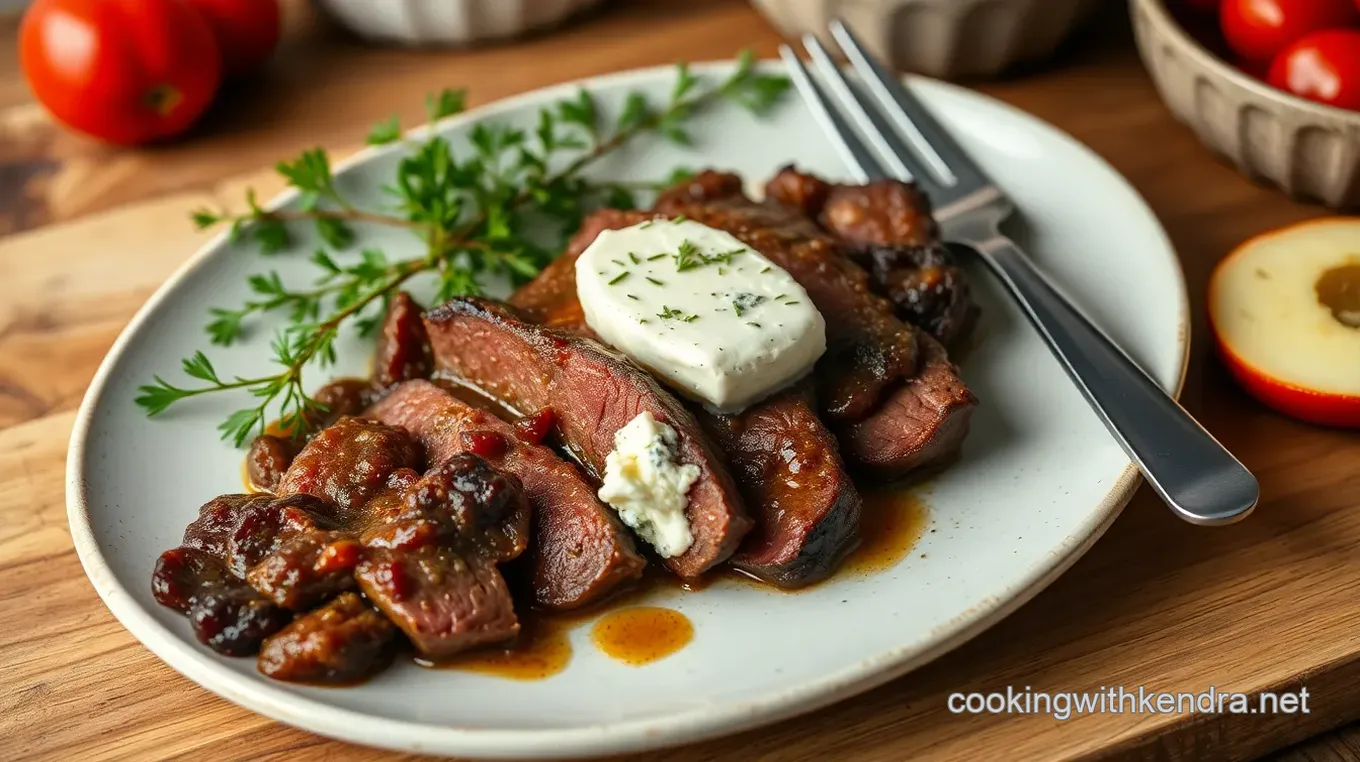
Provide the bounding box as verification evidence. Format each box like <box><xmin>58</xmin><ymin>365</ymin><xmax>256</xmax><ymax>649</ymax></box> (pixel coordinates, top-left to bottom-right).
<box><xmin>1208</xmin><ymin>218</ymin><xmax>1360</xmax><ymax>428</ymax></box>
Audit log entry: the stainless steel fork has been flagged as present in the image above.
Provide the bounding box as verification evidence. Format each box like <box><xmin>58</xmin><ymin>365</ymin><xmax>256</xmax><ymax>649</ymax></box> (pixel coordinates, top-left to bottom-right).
<box><xmin>782</xmin><ymin>21</ymin><xmax>1258</xmax><ymax>526</ymax></box>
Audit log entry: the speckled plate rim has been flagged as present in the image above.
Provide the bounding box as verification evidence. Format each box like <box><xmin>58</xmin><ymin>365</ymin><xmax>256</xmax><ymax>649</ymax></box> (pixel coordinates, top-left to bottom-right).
<box><xmin>66</xmin><ymin>61</ymin><xmax>1190</xmax><ymax>759</ymax></box>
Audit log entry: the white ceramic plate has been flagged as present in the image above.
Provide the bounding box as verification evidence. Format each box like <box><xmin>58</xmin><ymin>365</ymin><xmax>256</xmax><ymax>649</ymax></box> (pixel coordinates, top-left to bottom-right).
<box><xmin>67</xmin><ymin>62</ymin><xmax>1187</xmax><ymax>759</ymax></box>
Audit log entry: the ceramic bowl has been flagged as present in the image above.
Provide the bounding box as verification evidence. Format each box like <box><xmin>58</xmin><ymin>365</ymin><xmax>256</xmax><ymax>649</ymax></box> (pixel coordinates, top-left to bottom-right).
<box><xmin>1131</xmin><ymin>0</ymin><xmax>1360</xmax><ymax>209</ymax></box>
<box><xmin>316</xmin><ymin>0</ymin><xmax>604</xmax><ymax>46</ymax></box>
<box><xmin>749</xmin><ymin>0</ymin><xmax>1098</xmax><ymax>79</ymax></box>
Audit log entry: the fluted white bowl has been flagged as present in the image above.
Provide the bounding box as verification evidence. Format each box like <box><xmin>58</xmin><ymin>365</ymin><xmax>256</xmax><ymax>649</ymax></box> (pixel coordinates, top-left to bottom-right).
<box><xmin>750</xmin><ymin>0</ymin><xmax>1098</xmax><ymax>79</ymax></box>
<box><xmin>317</xmin><ymin>0</ymin><xmax>605</xmax><ymax>46</ymax></box>
<box><xmin>1132</xmin><ymin>0</ymin><xmax>1360</xmax><ymax>209</ymax></box>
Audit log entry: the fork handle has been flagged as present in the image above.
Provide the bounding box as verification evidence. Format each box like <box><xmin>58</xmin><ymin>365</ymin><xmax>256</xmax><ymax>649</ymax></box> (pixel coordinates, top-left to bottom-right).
<box><xmin>966</xmin><ymin>235</ymin><xmax>1258</xmax><ymax>526</ymax></box>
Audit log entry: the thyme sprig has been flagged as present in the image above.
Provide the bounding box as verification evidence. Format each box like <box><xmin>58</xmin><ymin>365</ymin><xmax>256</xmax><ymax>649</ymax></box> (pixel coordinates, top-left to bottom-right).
<box><xmin>137</xmin><ymin>53</ymin><xmax>790</xmax><ymax>446</ymax></box>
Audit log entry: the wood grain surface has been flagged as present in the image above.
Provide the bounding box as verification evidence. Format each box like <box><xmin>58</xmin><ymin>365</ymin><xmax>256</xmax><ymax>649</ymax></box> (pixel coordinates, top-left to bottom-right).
<box><xmin>2</xmin><ymin>1</ymin><xmax>1358</xmax><ymax>760</ymax></box>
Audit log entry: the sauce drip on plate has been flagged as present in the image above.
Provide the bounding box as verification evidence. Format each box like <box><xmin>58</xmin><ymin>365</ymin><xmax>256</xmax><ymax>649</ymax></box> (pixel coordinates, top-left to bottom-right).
<box><xmin>843</xmin><ymin>489</ymin><xmax>929</xmax><ymax>574</ymax></box>
<box><xmin>424</xmin><ymin>615</ymin><xmax>575</xmax><ymax>681</ymax></box>
<box><xmin>590</xmin><ymin>607</ymin><xmax>693</xmax><ymax>666</ymax></box>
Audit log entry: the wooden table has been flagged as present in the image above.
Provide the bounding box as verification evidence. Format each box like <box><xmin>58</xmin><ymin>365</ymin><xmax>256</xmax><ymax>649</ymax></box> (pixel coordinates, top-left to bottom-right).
<box><xmin>3</xmin><ymin>1</ymin><xmax>1359</xmax><ymax>760</ymax></box>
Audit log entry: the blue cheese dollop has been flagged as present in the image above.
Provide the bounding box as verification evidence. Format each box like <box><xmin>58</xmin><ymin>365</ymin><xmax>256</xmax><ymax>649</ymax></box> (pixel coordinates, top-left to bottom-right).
<box><xmin>575</xmin><ymin>218</ymin><xmax>826</xmax><ymax>412</ymax></box>
<box><xmin>598</xmin><ymin>412</ymin><xmax>700</xmax><ymax>558</ymax></box>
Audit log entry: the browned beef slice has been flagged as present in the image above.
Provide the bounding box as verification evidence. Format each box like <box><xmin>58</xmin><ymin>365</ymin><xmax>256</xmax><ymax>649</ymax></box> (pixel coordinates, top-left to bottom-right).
<box><xmin>765</xmin><ymin>166</ymin><xmax>976</xmax><ymax>347</ymax></box>
<box><xmin>181</xmin><ymin>493</ymin><xmax>278</xmax><ymax>558</ymax></box>
<box><xmin>704</xmin><ymin>386</ymin><xmax>863</xmax><ymax>586</ymax></box>
<box><xmin>657</xmin><ymin>170</ymin><xmax>978</xmax><ymax>475</ymax></box>
<box><xmin>766</xmin><ymin>165</ymin><xmax>938</xmax><ymax>247</ymax></box>
<box><xmin>181</xmin><ymin>493</ymin><xmax>333</xmax><ymax>570</ymax></box>
<box><xmin>368</xmin><ymin>380</ymin><xmax>645</xmax><ymax>608</ymax></box>
<box><xmin>246</xmin><ymin>435</ymin><xmax>301</xmax><ymax>492</ymax></box>
<box><xmin>246</xmin><ymin>530</ymin><xmax>362</xmax><ymax>610</ymax></box>
<box><xmin>373</xmin><ymin>291</ymin><xmax>433</xmax><ymax>389</ymax></box>
<box><xmin>257</xmin><ymin>593</ymin><xmax>395</xmax><ymax>683</ymax></box>
<box><xmin>849</xmin><ymin>241</ymin><xmax>976</xmax><ymax>348</ymax></box>
<box><xmin>152</xmin><ymin>547</ymin><xmax>291</xmax><ymax>656</ymax></box>
<box><xmin>511</xmin><ymin>208</ymin><xmax>655</xmax><ymax>328</ymax></box>
<box><xmin>306</xmin><ymin>378</ymin><xmax>378</xmax><ymax>429</ymax></box>
<box><xmin>360</xmin><ymin>453</ymin><xmax>531</xmax><ymax>564</ymax></box>
<box><xmin>276</xmin><ymin>417</ymin><xmax>424</xmax><ymax>518</ymax></box>
<box><xmin>355</xmin><ymin>547</ymin><xmax>518</xmax><ymax>659</ymax></box>
<box><xmin>422</xmin><ymin>298</ymin><xmax>752</xmax><ymax>578</ymax></box>
<box><xmin>653</xmin><ymin>171</ymin><xmax>918</xmax><ymax>421</ymax></box>
<box><xmin>180</xmin><ymin>492</ymin><xmax>358</xmax><ymax>611</ymax></box>
<box><xmin>220</xmin><ymin>495</ymin><xmax>336</xmax><ymax>577</ymax></box>
<box><xmin>843</xmin><ymin>332</ymin><xmax>975</xmax><ymax>475</ymax></box>
<box><xmin>511</xmin><ymin>212</ymin><xmax>863</xmax><ymax>587</ymax></box>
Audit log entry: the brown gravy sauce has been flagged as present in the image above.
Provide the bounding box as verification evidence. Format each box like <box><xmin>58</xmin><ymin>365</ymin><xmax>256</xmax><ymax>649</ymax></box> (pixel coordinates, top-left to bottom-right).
<box><xmin>843</xmin><ymin>489</ymin><xmax>930</xmax><ymax>575</ymax></box>
<box><xmin>421</xmin><ymin>615</ymin><xmax>577</xmax><ymax>681</ymax></box>
<box><xmin>244</xmin><ymin>381</ymin><xmax>930</xmax><ymax>682</ymax></box>
<box><xmin>589</xmin><ymin>607</ymin><xmax>694</xmax><ymax>666</ymax></box>
<box><xmin>1316</xmin><ymin>261</ymin><xmax>1360</xmax><ymax>328</ymax></box>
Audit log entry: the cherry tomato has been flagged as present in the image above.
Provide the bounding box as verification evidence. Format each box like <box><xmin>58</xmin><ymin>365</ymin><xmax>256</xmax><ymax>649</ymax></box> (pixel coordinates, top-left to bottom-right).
<box><xmin>19</xmin><ymin>0</ymin><xmax>222</xmax><ymax>146</ymax></box>
<box><xmin>1220</xmin><ymin>0</ymin><xmax>1358</xmax><ymax>62</ymax></box>
<box><xmin>181</xmin><ymin>0</ymin><xmax>280</xmax><ymax>76</ymax></box>
<box><xmin>1268</xmin><ymin>29</ymin><xmax>1360</xmax><ymax>110</ymax></box>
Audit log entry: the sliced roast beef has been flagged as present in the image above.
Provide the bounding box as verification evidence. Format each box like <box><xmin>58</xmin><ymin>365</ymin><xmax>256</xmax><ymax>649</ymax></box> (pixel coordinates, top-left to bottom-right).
<box><xmin>656</xmin><ymin>170</ymin><xmax>978</xmax><ymax>475</ymax></box>
<box><xmin>701</xmin><ymin>386</ymin><xmax>862</xmax><ymax>585</ymax></box>
<box><xmin>246</xmin><ymin>529</ymin><xmax>362</xmax><ymax>610</ymax></box>
<box><xmin>181</xmin><ymin>493</ymin><xmax>280</xmax><ymax>559</ymax></box>
<box><xmin>843</xmin><ymin>331</ymin><xmax>975</xmax><ymax>475</ymax></box>
<box><xmin>303</xmin><ymin>378</ymin><xmax>377</xmax><ymax>431</ymax></box>
<box><xmin>360</xmin><ymin>452</ymin><xmax>531</xmax><ymax>564</ymax></box>
<box><xmin>765</xmin><ymin>165</ymin><xmax>938</xmax><ymax>247</ymax></box>
<box><xmin>352</xmin><ymin>448</ymin><xmax>532</xmax><ymax>659</ymax></box>
<box><xmin>373</xmin><ymin>291</ymin><xmax>433</xmax><ymax>389</ymax></box>
<box><xmin>257</xmin><ymin>592</ymin><xmax>396</xmax><ymax>684</ymax></box>
<box><xmin>765</xmin><ymin>166</ymin><xmax>977</xmax><ymax>347</ymax></box>
<box><xmin>511</xmin><ymin>211</ymin><xmax>863</xmax><ymax>587</ymax></box>
<box><xmin>355</xmin><ymin>547</ymin><xmax>519</xmax><ymax>659</ymax></box>
<box><xmin>421</xmin><ymin>298</ymin><xmax>752</xmax><ymax>578</ymax></box>
<box><xmin>275</xmin><ymin>417</ymin><xmax>424</xmax><ymax>519</ymax></box>
<box><xmin>654</xmin><ymin>171</ymin><xmax>918</xmax><ymax>421</ymax></box>
<box><xmin>246</xmin><ymin>435</ymin><xmax>301</xmax><ymax>492</ymax></box>
<box><xmin>367</xmin><ymin>379</ymin><xmax>645</xmax><ymax>608</ymax></box>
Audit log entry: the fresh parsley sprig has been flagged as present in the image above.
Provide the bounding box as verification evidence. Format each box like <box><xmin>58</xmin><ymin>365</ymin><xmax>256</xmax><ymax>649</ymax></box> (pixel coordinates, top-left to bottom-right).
<box><xmin>138</xmin><ymin>53</ymin><xmax>790</xmax><ymax>446</ymax></box>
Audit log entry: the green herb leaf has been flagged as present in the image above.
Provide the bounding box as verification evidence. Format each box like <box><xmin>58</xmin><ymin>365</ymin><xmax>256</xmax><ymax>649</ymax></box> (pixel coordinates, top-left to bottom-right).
<box><xmin>672</xmin><ymin>61</ymin><xmax>699</xmax><ymax>103</ymax></box>
<box><xmin>316</xmin><ymin>217</ymin><xmax>354</xmax><ymax>249</ymax></box>
<box><xmin>617</xmin><ymin>92</ymin><xmax>653</xmax><ymax>132</ymax></box>
<box><xmin>191</xmin><ymin>209</ymin><xmax>222</xmax><ymax>230</ymax></box>
<box><xmin>252</xmin><ymin>219</ymin><xmax>291</xmax><ymax>255</ymax></box>
<box><xmin>426</xmin><ymin>88</ymin><xmax>467</xmax><ymax>122</ymax></box>
<box><xmin>367</xmin><ymin>116</ymin><xmax>402</xmax><ymax>145</ymax></box>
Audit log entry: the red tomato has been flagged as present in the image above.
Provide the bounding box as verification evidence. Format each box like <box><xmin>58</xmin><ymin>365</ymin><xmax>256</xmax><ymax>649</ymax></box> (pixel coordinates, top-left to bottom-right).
<box><xmin>1220</xmin><ymin>0</ymin><xmax>1358</xmax><ymax>62</ymax></box>
<box><xmin>1268</xmin><ymin>29</ymin><xmax>1360</xmax><ymax>110</ymax></box>
<box><xmin>181</xmin><ymin>0</ymin><xmax>280</xmax><ymax>76</ymax></box>
<box><xmin>19</xmin><ymin>0</ymin><xmax>222</xmax><ymax>146</ymax></box>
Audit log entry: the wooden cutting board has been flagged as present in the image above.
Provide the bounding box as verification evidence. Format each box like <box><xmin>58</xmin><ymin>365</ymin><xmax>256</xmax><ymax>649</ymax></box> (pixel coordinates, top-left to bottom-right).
<box><xmin>2</xmin><ymin>2</ymin><xmax>1358</xmax><ymax>760</ymax></box>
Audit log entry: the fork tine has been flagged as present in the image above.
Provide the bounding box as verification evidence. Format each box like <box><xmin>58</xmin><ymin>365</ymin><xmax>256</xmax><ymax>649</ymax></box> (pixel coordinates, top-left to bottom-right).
<box><xmin>778</xmin><ymin>44</ymin><xmax>890</xmax><ymax>184</ymax></box>
<box><xmin>801</xmin><ymin>34</ymin><xmax>921</xmax><ymax>187</ymax></box>
<box><xmin>830</xmin><ymin>19</ymin><xmax>982</xmax><ymax>188</ymax></box>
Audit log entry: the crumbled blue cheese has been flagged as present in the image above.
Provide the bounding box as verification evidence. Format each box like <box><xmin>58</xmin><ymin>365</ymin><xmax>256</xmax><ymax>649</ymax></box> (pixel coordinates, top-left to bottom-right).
<box><xmin>597</xmin><ymin>412</ymin><xmax>700</xmax><ymax>558</ymax></box>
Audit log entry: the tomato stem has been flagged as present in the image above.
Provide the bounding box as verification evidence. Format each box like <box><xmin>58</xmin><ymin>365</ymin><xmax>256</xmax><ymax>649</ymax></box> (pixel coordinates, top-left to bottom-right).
<box><xmin>144</xmin><ymin>85</ymin><xmax>183</xmax><ymax>116</ymax></box>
